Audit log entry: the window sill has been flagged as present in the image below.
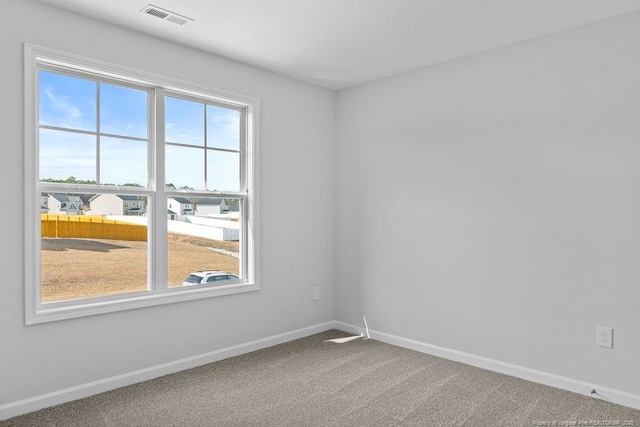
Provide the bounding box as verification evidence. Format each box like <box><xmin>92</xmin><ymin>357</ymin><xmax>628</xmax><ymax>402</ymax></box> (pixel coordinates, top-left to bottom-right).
<box><xmin>26</xmin><ymin>282</ymin><xmax>259</xmax><ymax>325</ymax></box>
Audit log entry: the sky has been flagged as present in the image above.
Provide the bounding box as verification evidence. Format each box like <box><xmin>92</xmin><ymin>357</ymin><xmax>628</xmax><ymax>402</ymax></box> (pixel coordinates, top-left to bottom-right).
<box><xmin>39</xmin><ymin>70</ymin><xmax>241</xmax><ymax>192</ymax></box>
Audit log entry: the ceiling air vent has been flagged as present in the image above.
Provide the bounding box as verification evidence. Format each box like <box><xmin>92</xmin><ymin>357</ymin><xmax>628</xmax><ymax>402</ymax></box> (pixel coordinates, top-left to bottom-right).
<box><xmin>141</xmin><ymin>4</ymin><xmax>194</xmax><ymax>26</ymax></box>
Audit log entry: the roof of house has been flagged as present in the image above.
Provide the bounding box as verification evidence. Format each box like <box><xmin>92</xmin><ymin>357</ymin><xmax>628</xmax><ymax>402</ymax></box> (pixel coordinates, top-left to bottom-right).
<box><xmin>88</xmin><ymin>194</ymin><xmax>144</xmax><ymax>202</ymax></box>
<box><xmin>78</xmin><ymin>194</ymin><xmax>95</xmax><ymax>204</ymax></box>
<box><xmin>194</xmin><ymin>198</ymin><xmax>224</xmax><ymax>205</ymax></box>
<box><xmin>49</xmin><ymin>194</ymin><xmax>79</xmax><ymax>203</ymax></box>
<box><xmin>171</xmin><ymin>197</ymin><xmax>192</xmax><ymax>204</ymax></box>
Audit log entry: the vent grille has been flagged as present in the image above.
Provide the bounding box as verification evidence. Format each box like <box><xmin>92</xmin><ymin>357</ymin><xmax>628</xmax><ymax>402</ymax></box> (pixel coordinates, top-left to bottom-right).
<box><xmin>145</xmin><ymin>7</ymin><xmax>169</xmax><ymax>19</ymax></box>
<box><xmin>141</xmin><ymin>4</ymin><xmax>193</xmax><ymax>26</ymax></box>
<box><xmin>166</xmin><ymin>15</ymin><xmax>189</xmax><ymax>25</ymax></box>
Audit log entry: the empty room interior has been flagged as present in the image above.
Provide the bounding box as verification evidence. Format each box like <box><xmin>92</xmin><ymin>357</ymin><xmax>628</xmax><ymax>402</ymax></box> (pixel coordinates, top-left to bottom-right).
<box><xmin>2</xmin><ymin>0</ymin><xmax>640</xmax><ymax>425</ymax></box>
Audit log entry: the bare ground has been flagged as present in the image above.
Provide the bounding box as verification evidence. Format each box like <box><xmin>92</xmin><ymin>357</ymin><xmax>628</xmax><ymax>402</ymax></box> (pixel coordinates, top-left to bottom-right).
<box><xmin>41</xmin><ymin>234</ymin><xmax>240</xmax><ymax>302</ymax></box>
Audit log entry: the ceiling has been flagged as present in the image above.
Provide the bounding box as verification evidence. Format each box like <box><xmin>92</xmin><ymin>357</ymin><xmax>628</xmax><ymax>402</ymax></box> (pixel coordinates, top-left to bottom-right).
<box><xmin>33</xmin><ymin>0</ymin><xmax>640</xmax><ymax>90</ymax></box>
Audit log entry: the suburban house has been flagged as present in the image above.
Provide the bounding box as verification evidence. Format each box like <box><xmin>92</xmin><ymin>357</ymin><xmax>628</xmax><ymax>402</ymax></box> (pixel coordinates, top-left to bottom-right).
<box><xmin>4</xmin><ymin>0</ymin><xmax>640</xmax><ymax>425</ymax></box>
<box><xmin>167</xmin><ymin>197</ymin><xmax>194</xmax><ymax>218</ymax></box>
<box><xmin>78</xmin><ymin>194</ymin><xmax>94</xmax><ymax>212</ymax></box>
<box><xmin>46</xmin><ymin>194</ymin><xmax>84</xmax><ymax>215</ymax></box>
<box><xmin>88</xmin><ymin>194</ymin><xmax>146</xmax><ymax>216</ymax></box>
<box><xmin>40</xmin><ymin>193</ymin><xmax>49</xmax><ymax>214</ymax></box>
<box><xmin>193</xmin><ymin>198</ymin><xmax>232</xmax><ymax>216</ymax></box>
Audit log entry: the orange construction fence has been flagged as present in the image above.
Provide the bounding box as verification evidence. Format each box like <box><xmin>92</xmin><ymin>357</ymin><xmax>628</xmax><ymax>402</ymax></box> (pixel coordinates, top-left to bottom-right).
<box><xmin>41</xmin><ymin>215</ymin><xmax>147</xmax><ymax>241</ymax></box>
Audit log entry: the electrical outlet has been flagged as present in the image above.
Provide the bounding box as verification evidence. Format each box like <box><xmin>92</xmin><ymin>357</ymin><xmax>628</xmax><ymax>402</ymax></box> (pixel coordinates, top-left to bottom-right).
<box><xmin>313</xmin><ymin>287</ymin><xmax>320</xmax><ymax>301</ymax></box>
<box><xmin>596</xmin><ymin>326</ymin><xmax>613</xmax><ymax>348</ymax></box>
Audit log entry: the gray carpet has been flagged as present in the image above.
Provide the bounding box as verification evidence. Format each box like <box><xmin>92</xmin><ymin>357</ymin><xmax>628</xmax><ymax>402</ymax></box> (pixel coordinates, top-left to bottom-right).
<box><xmin>2</xmin><ymin>330</ymin><xmax>639</xmax><ymax>426</ymax></box>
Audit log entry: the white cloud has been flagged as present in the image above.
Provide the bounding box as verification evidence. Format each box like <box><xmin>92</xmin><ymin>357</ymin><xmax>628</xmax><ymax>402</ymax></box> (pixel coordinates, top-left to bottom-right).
<box><xmin>44</xmin><ymin>87</ymin><xmax>83</xmax><ymax>121</ymax></box>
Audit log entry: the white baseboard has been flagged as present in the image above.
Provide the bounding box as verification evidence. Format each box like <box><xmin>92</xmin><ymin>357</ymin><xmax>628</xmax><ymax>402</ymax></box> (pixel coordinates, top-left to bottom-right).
<box><xmin>0</xmin><ymin>321</ymin><xmax>336</xmax><ymax>421</ymax></box>
<box><xmin>334</xmin><ymin>321</ymin><xmax>640</xmax><ymax>411</ymax></box>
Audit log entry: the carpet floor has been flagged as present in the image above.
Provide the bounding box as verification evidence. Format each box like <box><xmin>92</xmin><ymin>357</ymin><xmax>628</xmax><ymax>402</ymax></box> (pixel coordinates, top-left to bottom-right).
<box><xmin>2</xmin><ymin>329</ymin><xmax>639</xmax><ymax>426</ymax></box>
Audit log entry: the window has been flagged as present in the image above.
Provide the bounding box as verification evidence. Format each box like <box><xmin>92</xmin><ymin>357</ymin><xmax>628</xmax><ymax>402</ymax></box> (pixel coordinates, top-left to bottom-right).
<box><xmin>25</xmin><ymin>45</ymin><xmax>259</xmax><ymax>324</ymax></box>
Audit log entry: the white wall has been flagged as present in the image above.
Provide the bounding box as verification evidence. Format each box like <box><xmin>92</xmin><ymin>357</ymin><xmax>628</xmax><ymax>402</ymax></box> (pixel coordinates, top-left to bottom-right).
<box><xmin>166</xmin><ymin>218</ymin><xmax>239</xmax><ymax>241</ymax></box>
<box><xmin>336</xmin><ymin>11</ymin><xmax>640</xmax><ymax>396</ymax></box>
<box><xmin>0</xmin><ymin>0</ymin><xmax>335</xmax><ymax>406</ymax></box>
<box><xmin>109</xmin><ymin>215</ymin><xmax>240</xmax><ymax>241</ymax></box>
<box><xmin>182</xmin><ymin>216</ymin><xmax>240</xmax><ymax>230</ymax></box>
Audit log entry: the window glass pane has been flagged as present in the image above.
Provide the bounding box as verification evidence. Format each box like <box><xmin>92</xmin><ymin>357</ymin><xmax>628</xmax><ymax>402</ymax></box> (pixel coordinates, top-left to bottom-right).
<box><xmin>32</xmin><ymin>57</ymin><xmax>253</xmax><ymax>321</ymax></box>
<box><xmin>41</xmin><ymin>193</ymin><xmax>148</xmax><ymax>303</ymax></box>
<box><xmin>166</xmin><ymin>145</ymin><xmax>204</xmax><ymax>190</ymax></box>
<box><xmin>100</xmin><ymin>83</ymin><xmax>148</xmax><ymax>139</ymax></box>
<box><xmin>165</xmin><ymin>96</ymin><xmax>204</xmax><ymax>146</ymax></box>
<box><xmin>39</xmin><ymin>70</ymin><xmax>96</xmax><ymax>132</ymax></box>
<box><xmin>207</xmin><ymin>150</ymin><xmax>240</xmax><ymax>192</ymax></box>
<box><xmin>100</xmin><ymin>137</ymin><xmax>148</xmax><ymax>187</ymax></box>
<box><xmin>206</xmin><ymin>105</ymin><xmax>240</xmax><ymax>151</ymax></box>
<box><xmin>39</xmin><ymin>128</ymin><xmax>96</xmax><ymax>183</ymax></box>
<box><xmin>167</xmin><ymin>197</ymin><xmax>241</xmax><ymax>288</ymax></box>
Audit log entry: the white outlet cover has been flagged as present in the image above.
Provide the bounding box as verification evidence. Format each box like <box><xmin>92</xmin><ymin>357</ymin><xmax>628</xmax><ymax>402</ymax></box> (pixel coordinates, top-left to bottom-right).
<box><xmin>597</xmin><ymin>326</ymin><xmax>613</xmax><ymax>348</ymax></box>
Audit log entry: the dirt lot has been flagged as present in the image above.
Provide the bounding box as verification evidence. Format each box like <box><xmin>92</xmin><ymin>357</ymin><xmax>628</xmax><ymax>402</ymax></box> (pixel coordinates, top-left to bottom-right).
<box><xmin>41</xmin><ymin>234</ymin><xmax>240</xmax><ymax>302</ymax></box>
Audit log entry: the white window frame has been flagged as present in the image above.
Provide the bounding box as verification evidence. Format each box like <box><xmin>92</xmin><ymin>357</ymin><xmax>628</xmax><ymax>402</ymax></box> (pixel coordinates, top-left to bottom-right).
<box><xmin>24</xmin><ymin>44</ymin><xmax>260</xmax><ymax>325</ymax></box>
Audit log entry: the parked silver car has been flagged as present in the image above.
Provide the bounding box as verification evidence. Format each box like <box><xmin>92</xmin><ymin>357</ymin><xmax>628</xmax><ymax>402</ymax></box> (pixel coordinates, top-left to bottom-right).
<box><xmin>183</xmin><ymin>271</ymin><xmax>239</xmax><ymax>286</ymax></box>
